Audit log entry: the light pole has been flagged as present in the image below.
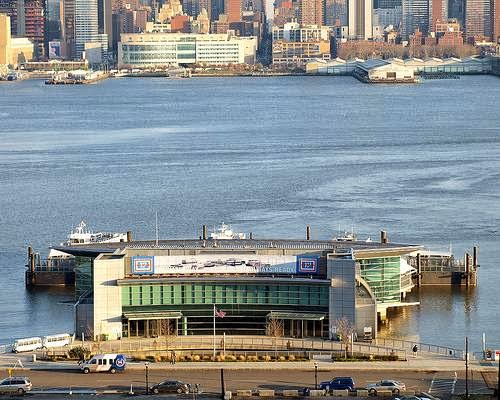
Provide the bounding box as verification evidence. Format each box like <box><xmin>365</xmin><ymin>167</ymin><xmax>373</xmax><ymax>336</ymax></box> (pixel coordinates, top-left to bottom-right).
<box><xmin>314</xmin><ymin>361</ymin><xmax>318</xmax><ymax>390</ymax></box>
<box><xmin>145</xmin><ymin>362</ymin><xmax>149</xmax><ymax>395</ymax></box>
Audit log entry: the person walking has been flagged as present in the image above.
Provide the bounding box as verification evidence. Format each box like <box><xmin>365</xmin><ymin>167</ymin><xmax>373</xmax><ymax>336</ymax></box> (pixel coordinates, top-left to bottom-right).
<box><xmin>412</xmin><ymin>345</ymin><xmax>418</xmax><ymax>357</ymax></box>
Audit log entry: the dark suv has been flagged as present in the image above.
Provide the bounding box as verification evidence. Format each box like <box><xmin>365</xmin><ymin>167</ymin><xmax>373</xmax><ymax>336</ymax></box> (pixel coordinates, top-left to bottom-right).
<box><xmin>319</xmin><ymin>377</ymin><xmax>356</xmax><ymax>392</ymax></box>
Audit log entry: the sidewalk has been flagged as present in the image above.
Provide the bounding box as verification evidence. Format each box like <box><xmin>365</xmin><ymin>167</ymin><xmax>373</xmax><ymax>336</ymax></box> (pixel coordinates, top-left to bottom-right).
<box><xmin>0</xmin><ymin>352</ymin><xmax>497</xmax><ymax>373</ymax></box>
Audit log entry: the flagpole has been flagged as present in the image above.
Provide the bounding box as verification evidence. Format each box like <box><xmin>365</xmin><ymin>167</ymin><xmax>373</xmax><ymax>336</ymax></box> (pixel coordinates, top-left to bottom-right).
<box><xmin>213</xmin><ymin>304</ymin><xmax>216</xmax><ymax>358</ymax></box>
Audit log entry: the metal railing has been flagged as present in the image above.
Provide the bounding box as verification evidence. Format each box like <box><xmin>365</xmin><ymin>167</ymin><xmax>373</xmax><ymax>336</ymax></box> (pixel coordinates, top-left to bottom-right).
<box><xmin>60</xmin><ymin>336</ymin><xmax>407</xmax><ymax>359</ymax></box>
<box><xmin>374</xmin><ymin>337</ymin><xmax>463</xmax><ymax>358</ymax></box>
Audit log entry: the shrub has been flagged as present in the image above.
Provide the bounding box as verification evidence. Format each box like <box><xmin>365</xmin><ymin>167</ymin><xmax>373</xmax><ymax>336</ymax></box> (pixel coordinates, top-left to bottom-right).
<box><xmin>238</xmin><ymin>355</ymin><xmax>246</xmax><ymax>361</ymax></box>
<box><xmin>226</xmin><ymin>355</ymin><xmax>236</xmax><ymax>361</ymax></box>
<box><xmin>68</xmin><ymin>346</ymin><xmax>91</xmax><ymax>361</ymax></box>
<box><xmin>193</xmin><ymin>355</ymin><xmax>200</xmax><ymax>361</ymax></box>
<box><xmin>278</xmin><ymin>356</ymin><xmax>286</xmax><ymax>361</ymax></box>
<box><xmin>202</xmin><ymin>355</ymin><xmax>211</xmax><ymax>361</ymax></box>
<box><xmin>288</xmin><ymin>355</ymin><xmax>295</xmax><ymax>361</ymax></box>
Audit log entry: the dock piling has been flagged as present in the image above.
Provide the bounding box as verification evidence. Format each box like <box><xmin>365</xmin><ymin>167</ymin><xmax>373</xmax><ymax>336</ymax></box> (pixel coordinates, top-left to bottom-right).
<box><xmin>380</xmin><ymin>231</ymin><xmax>388</xmax><ymax>244</ymax></box>
<box><xmin>203</xmin><ymin>225</ymin><xmax>207</xmax><ymax>240</ymax></box>
<box><xmin>306</xmin><ymin>225</ymin><xmax>311</xmax><ymax>241</ymax></box>
<box><xmin>126</xmin><ymin>231</ymin><xmax>133</xmax><ymax>242</ymax></box>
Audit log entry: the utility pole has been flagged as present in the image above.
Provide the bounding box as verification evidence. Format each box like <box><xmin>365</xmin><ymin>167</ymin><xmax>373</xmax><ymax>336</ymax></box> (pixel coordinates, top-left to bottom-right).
<box><xmin>465</xmin><ymin>336</ymin><xmax>469</xmax><ymax>400</ymax></box>
<box><xmin>220</xmin><ymin>368</ymin><xmax>225</xmax><ymax>400</ymax></box>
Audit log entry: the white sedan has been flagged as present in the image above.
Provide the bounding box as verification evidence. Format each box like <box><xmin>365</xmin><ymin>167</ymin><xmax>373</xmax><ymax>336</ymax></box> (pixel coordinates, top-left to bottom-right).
<box><xmin>367</xmin><ymin>380</ymin><xmax>406</xmax><ymax>395</ymax></box>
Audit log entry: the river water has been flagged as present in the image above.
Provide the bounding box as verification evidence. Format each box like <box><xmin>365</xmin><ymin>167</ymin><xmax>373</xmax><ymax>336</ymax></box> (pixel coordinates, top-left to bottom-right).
<box><xmin>0</xmin><ymin>76</ymin><xmax>499</xmax><ymax>351</ymax></box>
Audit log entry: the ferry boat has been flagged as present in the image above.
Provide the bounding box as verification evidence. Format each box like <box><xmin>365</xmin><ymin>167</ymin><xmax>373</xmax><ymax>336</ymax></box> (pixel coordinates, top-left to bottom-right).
<box><xmin>209</xmin><ymin>223</ymin><xmax>246</xmax><ymax>240</ymax></box>
<box><xmin>63</xmin><ymin>220</ymin><xmax>127</xmax><ymax>245</ymax></box>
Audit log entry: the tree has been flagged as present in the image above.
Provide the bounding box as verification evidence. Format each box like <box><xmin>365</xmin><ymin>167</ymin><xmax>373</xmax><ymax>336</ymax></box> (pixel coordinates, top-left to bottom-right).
<box><xmin>334</xmin><ymin>317</ymin><xmax>356</xmax><ymax>359</ymax></box>
<box><xmin>160</xmin><ymin>319</ymin><xmax>177</xmax><ymax>352</ymax></box>
<box><xmin>266</xmin><ymin>318</ymin><xmax>284</xmax><ymax>356</ymax></box>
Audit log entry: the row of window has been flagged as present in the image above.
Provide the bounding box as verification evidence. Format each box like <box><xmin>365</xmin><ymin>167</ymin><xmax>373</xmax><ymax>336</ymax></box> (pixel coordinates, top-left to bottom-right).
<box><xmin>121</xmin><ymin>284</ymin><xmax>329</xmax><ymax>307</ymax></box>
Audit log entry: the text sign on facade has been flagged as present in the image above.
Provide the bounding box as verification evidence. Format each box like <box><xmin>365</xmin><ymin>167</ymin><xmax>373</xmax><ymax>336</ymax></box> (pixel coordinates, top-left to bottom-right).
<box><xmin>132</xmin><ymin>256</ymin><xmax>154</xmax><ymax>275</ymax></box>
<box><xmin>296</xmin><ymin>256</ymin><xmax>319</xmax><ymax>274</ymax></box>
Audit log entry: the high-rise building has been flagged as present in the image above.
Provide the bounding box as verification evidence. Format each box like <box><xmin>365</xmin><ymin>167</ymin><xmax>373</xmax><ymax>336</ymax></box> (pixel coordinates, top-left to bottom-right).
<box><xmin>0</xmin><ymin>0</ymin><xmax>20</xmax><ymax>35</ymax></box>
<box><xmin>225</xmin><ymin>0</ymin><xmax>241</xmax><ymax>22</ymax></box>
<box><xmin>299</xmin><ymin>0</ymin><xmax>322</xmax><ymax>25</ymax></box>
<box><xmin>62</xmin><ymin>0</ymin><xmax>75</xmax><ymax>57</ymax></box>
<box><xmin>74</xmin><ymin>0</ymin><xmax>98</xmax><ymax>58</ymax></box>
<box><xmin>402</xmin><ymin>0</ymin><xmax>429</xmax><ymax>38</ymax></box>
<box><xmin>24</xmin><ymin>0</ymin><xmax>45</xmax><ymax>56</ymax></box>
<box><xmin>324</xmin><ymin>0</ymin><xmax>347</xmax><ymax>26</ymax></box>
<box><xmin>348</xmin><ymin>0</ymin><xmax>372</xmax><ymax>39</ymax></box>
<box><xmin>465</xmin><ymin>0</ymin><xmax>490</xmax><ymax>41</ymax></box>
<box><xmin>492</xmin><ymin>0</ymin><xmax>500</xmax><ymax>41</ymax></box>
<box><xmin>430</xmin><ymin>0</ymin><xmax>447</xmax><ymax>31</ymax></box>
<box><xmin>374</xmin><ymin>0</ymin><xmax>400</xmax><ymax>9</ymax></box>
<box><xmin>98</xmin><ymin>0</ymin><xmax>112</xmax><ymax>48</ymax></box>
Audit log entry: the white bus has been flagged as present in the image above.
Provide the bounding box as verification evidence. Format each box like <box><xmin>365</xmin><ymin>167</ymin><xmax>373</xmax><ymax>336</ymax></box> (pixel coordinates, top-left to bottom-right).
<box><xmin>80</xmin><ymin>354</ymin><xmax>127</xmax><ymax>374</ymax></box>
<box><xmin>42</xmin><ymin>333</ymin><xmax>73</xmax><ymax>349</ymax></box>
<box><xmin>12</xmin><ymin>337</ymin><xmax>43</xmax><ymax>353</ymax></box>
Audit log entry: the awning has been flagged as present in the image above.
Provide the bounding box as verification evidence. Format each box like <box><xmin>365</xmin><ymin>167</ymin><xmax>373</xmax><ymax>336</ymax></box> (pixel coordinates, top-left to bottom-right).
<box><xmin>123</xmin><ymin>311</ymin><xmax>183</xmax><ymax>320</ymax></box>
<box><xmin>267</xmin><ymin>312</ymin><xmax>325</xmax><ymax>321</ymax></box>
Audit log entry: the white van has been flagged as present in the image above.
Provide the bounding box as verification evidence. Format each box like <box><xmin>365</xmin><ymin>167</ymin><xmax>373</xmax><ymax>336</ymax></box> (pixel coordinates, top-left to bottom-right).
<box><xmin>12</xmin><ymin>337</ymin><xmax>43</xmax><ymax>353</ymax></box>
<box><xmin>42</xmin><ymin>333</ymin><xmax>73</xmax><ymax>349</ymax></box>
<box><xmin>80</xmin><ymin>354</ymin><xmax>126</xmax><ymax>374</ymax></box>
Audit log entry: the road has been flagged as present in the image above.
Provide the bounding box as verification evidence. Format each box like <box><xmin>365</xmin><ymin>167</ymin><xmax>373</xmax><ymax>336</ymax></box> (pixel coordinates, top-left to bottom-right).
<box><xmin>20</xmin><ymin>368</ymin><xmax>486</xmax><ymax>396</ymax></box>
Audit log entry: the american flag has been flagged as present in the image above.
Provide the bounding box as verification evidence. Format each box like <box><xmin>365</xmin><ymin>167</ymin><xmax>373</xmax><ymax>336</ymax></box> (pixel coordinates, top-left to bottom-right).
<box><xmin>214</xmin><ymin>308</ymin><xmax>226</xmax><ymax>318</ymax></box>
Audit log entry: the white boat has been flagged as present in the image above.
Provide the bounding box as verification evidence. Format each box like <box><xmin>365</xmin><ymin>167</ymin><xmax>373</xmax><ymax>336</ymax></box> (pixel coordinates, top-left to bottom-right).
<box><xmin>209</xmin><ymin>223</ymin><xmax>246</xmax><ymax>240</ymax></box>
<box><xmin>63</xmin><ymin>220</ymin><xmax>127</xmax><ymax>246</ymax></box>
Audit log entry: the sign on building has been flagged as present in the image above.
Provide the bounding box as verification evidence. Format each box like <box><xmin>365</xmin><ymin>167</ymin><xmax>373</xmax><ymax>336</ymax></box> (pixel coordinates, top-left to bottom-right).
<box><xmin>131</xmin><ymin>256</ymin><xmax>154</xmax><ymax>274</ymax></box>
<box><xmin>296</xmin><ymin>256</ymin><xmax>319</xmax><ymax>274</ymax></box>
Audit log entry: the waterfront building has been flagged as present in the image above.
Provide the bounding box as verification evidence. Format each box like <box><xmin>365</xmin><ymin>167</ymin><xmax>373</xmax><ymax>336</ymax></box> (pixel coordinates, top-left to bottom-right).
<box><xmin>117</xmin><ymin>31</ymin><xmax>257</xmax><ymax>67</ymax></box>
<box><xmin>348</xmin><ymin>0</ymin><xmax>372</xmax><ymax>39</ymax></box>
<box><xmin>305</xmin><ymin>55</ymin><xmax>492</xmax><ymax>74</ymax></box>
<box><xmin>60</xmin><ymin>234</ymin><xmax>425</xmax><ymax>341</ymax></box>
<box><xmin>0</xmin><ymin>12</ymin><xmax>34</xmax><ymax>65</ymax></box>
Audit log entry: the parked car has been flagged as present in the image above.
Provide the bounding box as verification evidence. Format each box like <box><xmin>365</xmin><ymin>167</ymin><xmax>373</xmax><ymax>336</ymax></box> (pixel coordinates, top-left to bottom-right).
<box><xmin>0</xmin><ymin>376</ymin><xmax>32</xmax><ymax>394</ymax></box>
<box><xmin>414</xmin><ymin>392</ymin><xmax>441</xmax><ymax>400</ymax></box>
<box><xmin>319</xmin><ymin>377</ymin><xmax>356</xmax><ymax>392</ymax></box>
<box><xmin>150</xmin><ymin>380</ymin><xmax>190</xmax><ymax>394</ymax></box>
<box><xmin>367</xmin><ymin>380</ymin><xmax>406</xmax><ymax>395</ymax></box>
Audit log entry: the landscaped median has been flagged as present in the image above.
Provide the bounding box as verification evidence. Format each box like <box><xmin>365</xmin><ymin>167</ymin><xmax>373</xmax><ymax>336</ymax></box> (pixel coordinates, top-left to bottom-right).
<box><xmin>227</xmin><ymin>389</ymin><xmax>414</xmax><ymax>398</ymax></box>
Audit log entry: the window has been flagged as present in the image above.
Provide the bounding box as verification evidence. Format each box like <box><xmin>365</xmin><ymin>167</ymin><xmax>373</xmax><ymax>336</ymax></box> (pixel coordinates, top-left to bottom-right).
<box><xmin>91</xmin><ymin>359</ymin><xmax>97</xmax><ymax>364</ymax></box>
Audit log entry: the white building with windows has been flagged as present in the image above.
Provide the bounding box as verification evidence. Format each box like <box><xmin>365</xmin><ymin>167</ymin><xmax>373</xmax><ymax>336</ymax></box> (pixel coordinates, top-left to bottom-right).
<box><xmin>118</xmin><ymin>32</ymin><xmax>257</xmax><ymax>67</ymax></box>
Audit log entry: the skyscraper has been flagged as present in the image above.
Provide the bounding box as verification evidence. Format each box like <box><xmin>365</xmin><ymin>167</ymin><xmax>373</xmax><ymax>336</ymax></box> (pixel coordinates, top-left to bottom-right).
<box><xmin>0</xmin><ymin>0</ymin><xmax>19</xmax><ymax>35</ymax></box>
<box><xmin>402</xmin><ymin>0</ymin><xmax>429</xmax><ymax>38</ymax></box>
<box><xmin>299</xmin><ymin>0</ymin><xmax>323</xmax><ymax>25</ymax></box>
<box><xmin>348</xmin><ymin>0</ymin><xmax>372</xmax><ymax>38</ymax></box>
<box><xmin>324</xmin><ymin>0</ymin><xmax>348</xmax><ymax>26</ymax></box>
<box><xmin>225</xmin><ymin>0</ymin><xmax>241</xmax><ymax>22</ymax></box>
<box><xmin>465</xmin><ymin>0</ymin><xmax>490</xmax><ymax>40</ymax></box>
<box><xmin>492</xmin><ymin>0</ymin><xmax>500</xmax><ymax>41</ymax></box>
<box><xmin>74</xmin><ymin>0</ymin><xmax>98</xmax><ymax>58</ymax></box>
<box><xmin>430</xmin><ymin>0</ymin><xmax>447</xmax><ymax>30</ymax></box>
<box><xmin>24</xmin><ymin>0</ymin><xmax>45</xmax><ymax>56</ymax></box>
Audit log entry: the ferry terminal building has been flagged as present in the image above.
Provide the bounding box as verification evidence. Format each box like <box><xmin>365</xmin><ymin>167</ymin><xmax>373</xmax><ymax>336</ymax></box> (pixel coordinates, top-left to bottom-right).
<box><xmin>59</xmin><ymin>235</ymin><xmax>421</xmax><ymax>341</ymax></box>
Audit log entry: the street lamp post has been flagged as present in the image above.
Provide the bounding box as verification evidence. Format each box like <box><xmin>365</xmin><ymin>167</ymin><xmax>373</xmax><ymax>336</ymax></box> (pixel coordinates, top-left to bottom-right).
<box><xmin>145</xmin><ymin>362</ymin><xmax>149</xmax><ymax>395</ymax></box>
<box><xmin>314</xmin><ymin>361</ymin><xmax>318</xmax><ymax>390</ymax></box>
